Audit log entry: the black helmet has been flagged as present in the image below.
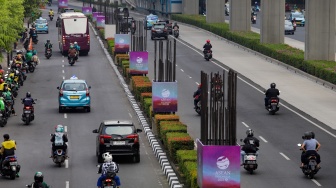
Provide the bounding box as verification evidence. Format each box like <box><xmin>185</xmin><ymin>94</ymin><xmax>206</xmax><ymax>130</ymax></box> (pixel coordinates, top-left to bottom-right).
<box><xmin>310</xmin><ymin>131</ymin><xmax>315</xmax><ymax>139</ymax></box>
<box><xmin>304</xmin><ymin>131</ymin><xmax>312</xmax><ymax>139</ymax></box>
<box><xmin>26</xmin><ymin>92</ymin><xmax>31</xmax><ymax>97</ymax></box>
<box><xmin>270</xmin><ymin>83</ymin><xmax>276</xmax><ymax>88</ymax></box>
<box><xmin>246</xmin><ymin>129</ymin><xmax>254</xmax><ymax>137</ymax></box>
<box><xmin>47</xmin><ymin>40</ymin><xmax>50</xmax><ymax>43</ymax></box>
<box><xmin>3</xmin><ymin>134</ymin><xmax>9</xmax><ymax>140</ymax></box>
<box><xmin>34</xmin><ymin>172</ymin><xmax>43</xmax><ymax>183</ymax></box>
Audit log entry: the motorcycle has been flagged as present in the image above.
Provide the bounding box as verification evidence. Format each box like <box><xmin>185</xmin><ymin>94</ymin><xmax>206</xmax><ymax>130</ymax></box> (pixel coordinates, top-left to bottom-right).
<box><xmin>45</xmin><ymin>48</ymin><xmax>52</xmax><ymax>59</ymax></box>
<box><xmin>49</xmin><ymin>14</ymin><xmax>54</xmax><ymax>21</ymax></box>
<box><xmin>97</xmin><ymin>165</ymin><xmax>118</xmax><ymax>188</ymax></box>
<box><xmin>266</xmin><ymin>97</ymin><xmax>279</xmax><ymax>115</ymax></box>
<box><xmin>27</xmin><ymin>61</ymin><xmax>36</xmax><ymax>73</ymax></box>
<box><xmin>48</xmin><ymin>1</ymin><xmax>51</xmax><ymax>6</ymax></box>
<box><xmin>204</xmin><ymin>50</ymin><xmax>212</xmax><ymax>61</ymax></box>
<box><xmin>21</xmin><ymin>103</ymin><xmax>35</xmax><ymax>125</ymax></box>
<box><xmin>298</xmin><ymin>144</ymin><xmax>320</xmax><ymax>179</ymax></box>
<box><xmin>0</xmin><ymin>155</ymin><xmax>20</xmax><ymax>180</ymax></box>
<box><xmin>32</xmin><ymin>36</ymin><xmax>38</xmax><ymax>44</ymax></box>
<box><xmin>0</xmin><ymin>113</ymin><xmax>7</xmax><ymax>127</ymax></box>
<box><xmin>51</xmin><ymin>148</ymin><xmax>66</xmax><ymax>167</ymax></box>
<box><xmin>26</xmin><ymin>183</ymin><xmax>52</xmax><ymax>188</ymax></box>
<box><xmin>173</xmin><ymin>29</ymin><xmax>179</xmax><ymax>38</ymax></box>
<box><xmin>240</xmin><ymin>140</ymin><xmax>258</xmax><ymax>174</ymax></box>
<box><xmin>293</xmin><ymin>21</ymin><xmax>297</xmax><ymax>31</ymax></box>
<box><xmin>195</xmin><ymin>101</ymin><xmax>201</xmax><ymax>115</ymax></box>
<box><xmin>251</xmin><ymin>15</ymin><xmax>257</xmax><ymax>24</ymax></box>
<box><xmin>68</xmin><ymin>56</ymin><xmax>75</xmax><ymax>66</ymax></box>
<box><xmin>4</xmin><ymin>100</ymin><xmax>13</xmax><ymax>118</ymax></box>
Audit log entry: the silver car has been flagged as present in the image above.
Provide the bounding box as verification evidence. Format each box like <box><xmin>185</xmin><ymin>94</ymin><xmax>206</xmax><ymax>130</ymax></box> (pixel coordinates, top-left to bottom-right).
<box><xmin>285</xmin><ymin>20</ymin><xmax>295</xmax><ymax>35</ymax></box>
<box><xmin>225</xmin><ymin>3</ymin><xmax>230</xmax><ymax>16</ymax></box>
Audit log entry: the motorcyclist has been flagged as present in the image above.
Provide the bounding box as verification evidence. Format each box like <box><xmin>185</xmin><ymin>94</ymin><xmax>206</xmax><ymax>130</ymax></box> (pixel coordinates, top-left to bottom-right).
<box><xmin>44</xmin><ymin>40</ymin><xmax>53</xmax><ymax>55</ymax></box>
<box><xmin>300</xmin><ymin>131</ymin><xmax>321</xmax><ymax>169</ymax></box>
<box><xmin>0</xmin><ymin>65</ymin><xmax>4</xmax><ymax>79</ymax></box>
<box><xmin>31</xmin><ymin>172</ymin><xmax>50</xmax><ymax>188</ymax></box>
<box><xmin>29</xmin><ymin>27</ymin><xmax>38</xmax><ymax>40</ymax></box>
<box><xmin>50</xmin><ymin>124</ymin><xmax>68</xmax><ymax>158</ymax></box>
<box><xmin>49</xmin><ymin>9</ymin><xmax>54</xmax><ymax>17</ymax></box>
<box><xmin>0</xmin><ymin>97</ymin><xmax>5</xmax><ymax>118</ymax></box>
<box><xmin>73</xmin><ymin>42</ymin><xmax>80</xmax><ymax>59</ymax></box>
<box><xmin>0</xmin><ymin>79</ymin><xmax>6</xmax><ymax>92</ymax></box>
<box><xmin>241</xmin><ymin>129</ymin><xmax>260</xmax><ymax>165</ymax></box>
<box><xmin>0</xmin><ymin>134</ymin><xmax>18</xmax><ymax>176</ymax></box>
<box><xmin>25</xmin><ymin>50</ymin><xmax>33</xmax><ymax>64</ymax></box>
<box><xmin>2</xmin><ymin>86</ymin><xmax>17</xmax><ymax>116</ymax></box>
<box><xmin>32</xmin><ymin>46</ymin><xmax>37</xmax><ymax>56</ymax></box>
<box><xmin>203</xmin><ymin>39</ymin><xmax>212</xmax><ymax>55</ymax></box>
<box><xmin>264</xmin><ymin>83</ymin><xmax>280</xmax><ymax>109</ymax></box>
<box><xmin>173</xmin><ymin>22</ymin><xmax>179</xmax><ymax>30</ymax></box>
<box><xmin>68</xmin><ymin>45</ymin><xmax>78</xmax><ymax>62</ymax></box>
<box><xmin>22</xmin><ymin>92</ymin><xmax>35</xmax><ymax>117</ymax></box>
<box><xmin>97</xmin><ymin>152</ymin><xmax>121</xmax><ymax>188</ymax></box>
<box><xmin>193</xmin><ymin>84</ymin><xmax>201</xmax><ymax>109</ymax></box>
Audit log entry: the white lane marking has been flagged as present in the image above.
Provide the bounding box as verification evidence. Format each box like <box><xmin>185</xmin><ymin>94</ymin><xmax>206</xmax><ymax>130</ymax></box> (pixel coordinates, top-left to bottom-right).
<box><xmin>128</xmin><ymin>113</ymin><xmax>132</xmax><ymax>118</ymax></box>
<box><xmin>188</xmin><ymin>75</ymin><xmax>192</xmax><ymax>78</ymax></box>
<box><xmin>62</xmin><ymin>64</ymin><xmax>64</xmax><ymax>67</ymax></box>
<box><xmin>66</xmin><ymin>181</ymin><xmax>69</xmax><ymax>188</ymax></box>
<box><xmin>64</xmin><ymin>113</ymin><xmax>67</xmax><ymax>119</ymax></box>
<box><xmin>311</xmin><ymin>179</ymin><xmax>322</xmax><ymax>187</ymax></box>
<box><xmin>175</xmin><ymin>37</ymin><xmax>336</xmax><ymax>139</ymax></box>
<box><xmin>63</xmin><ymin>76</ymin><xmax>65</xmax><ymax>80</ymax></box>
<box><xmin>195</xmin><ymin>82</ymin><xmax>199</xmax><ymax>85</ymax></box>
<box><xmin>279</xmin><ymin>152</ymin><xmax>290</xmax><ymax>160</ymax></box>
<box><xmin>242</xmin><ymin>122</ymin><xmax>249</xmax><ymax>128</ymax></box>
<box><xmin>259</xmin><ymin>136</ymin><xmax>268</xmax><ymax>143</ymax></box>
<box><xmin>180</xmin><ymin>69</ymin><xmax>184</xmax><ymax>72</ymax></box>
<box><xmin>62</xmin><ymin>70</ymin><xmax>65</xmax><ymax>74</ymax></box>
<box><xmin>64</xmin><ymin>126</ymin><xmax>68</xmax><ymax>133</ymax></box>
<box><xmin>65</xmin><ymin>159</ymin><xmax>69</xmax><ymax>168</ymax></box>
<box><xmin>194</xmin><ymin>141</ymin><xmax>197</xmax><ymax>149</ymax></box>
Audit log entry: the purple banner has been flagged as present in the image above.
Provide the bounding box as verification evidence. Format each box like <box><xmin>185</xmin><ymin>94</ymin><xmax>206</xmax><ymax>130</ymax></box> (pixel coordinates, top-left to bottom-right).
<box><xmin>96</xmin><ymin>16</ymin><xmax>105</xmax><ymax>29</ymax></box>
<box><xmin>92</xmin><ymin>12</ymin><xmax>103</xmax><ymax>22</ymax></box>
<box><xmin>58</xmin><ymin>0</ymin><xmax>68</xmax><ymax>8</ymax></box>
<box><xmin>114</xmin><ymin>34</ymin><xmax>130</xmax><ymax>53</ymax></box>
<box><xmin>129</xmin><ymin>52</ymin><xmax>149</xmax><ymax>74</ymax></box>
<box><xmin>197</xmin><ymin>139</ymin><xmax>240</xmax><ymax>188</ymax></box>
<box><xmin>152</xmin><ymin>82</ymin><xmax>178</xmax><ymax>113</ymax></box>
<box><xmin>82</xmin><ymin>7</ymin><xmax>92</xmax><ymax>15</ymax></box>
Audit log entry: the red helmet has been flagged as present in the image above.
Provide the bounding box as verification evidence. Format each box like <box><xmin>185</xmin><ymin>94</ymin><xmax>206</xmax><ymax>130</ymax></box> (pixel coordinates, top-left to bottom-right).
<box><xmin>198</xmin><ymin>84</ymin><xmax>202</xmax><ymax>88</ymax></box>
<box><xmin>206</xmin><ymin>39</ymin><xmax>210</xmax><ymax>43</ymax></box>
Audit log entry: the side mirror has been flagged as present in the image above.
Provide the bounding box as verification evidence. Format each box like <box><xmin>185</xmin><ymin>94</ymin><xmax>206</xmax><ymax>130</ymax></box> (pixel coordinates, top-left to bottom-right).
<box><xmin>57</xmin><ymin>86</ymin><xmax>60</xmax><ymax>90</ymax></box>
<box><xmin>96</xmin><ymin>164</ymin><xmax>101</xmax><ymax>168</ymax></box>
<box><xmin>92</xmin><ymin>129</ymin><xmax>98</xmax><ymax>133</ymax></box>
<box><xmin>136</xmin><ymin>128</ymin><xmax>142</xmax><ymax>133</ymax></box>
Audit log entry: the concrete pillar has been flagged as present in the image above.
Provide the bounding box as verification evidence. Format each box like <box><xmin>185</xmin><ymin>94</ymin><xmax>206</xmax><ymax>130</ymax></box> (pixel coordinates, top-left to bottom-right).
<box><xmin>260</xmin><ymin>0</ymin><xmax>285</xmax><ymax>44</ymax></box>
<box><xmin>182</xmin><ymin>0</ymin><xmax>199</xmax><ymax>15</ymax></box>
<box><xmin>305</xmin><ymin>0</ymin><xmax>335</xmax><ymax>61</ymax></box>
<box><xmin>206</xmin><ymin>0</ymin><xmax>225</xmax><ymax>23</ymax></box>
<box><xmin>229</xmin><ymin>0</ymin><xmax>251</xmax><ymax>31</ymax></box>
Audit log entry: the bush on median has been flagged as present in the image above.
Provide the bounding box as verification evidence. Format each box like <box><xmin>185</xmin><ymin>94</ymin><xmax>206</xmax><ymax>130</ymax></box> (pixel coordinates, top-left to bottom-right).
<box><xmin>172</xmin><ymin>14</ymin><xmax>336</xmax><ymax>85</ymax></box>
<box><xmin>166</xmin><ymin>132</ymin><xmax>194</xmax><ymax>162</ymax></box>
<box><xmin>182</xmin><ymin>161</ymin><xmax>198</xmax><ymax>188</ymax></box>
<box><xmin>160</xmin><ymin>121</ymin><xmax>187</xmax><ymax>142</ymax></box>
<box><xmin>154</xmin><ymin>114</ymin><xmax>180</xmax><ymax>135</ymax></box>
<box><xmin>140</xmin><ymin>92</ymin><xmax>152</xmax><ymax>105</ymax></box>
<box><xmin>143</xmin><ymin>98</ymin><xmax>152</xmax><ymax>117</ymax></box>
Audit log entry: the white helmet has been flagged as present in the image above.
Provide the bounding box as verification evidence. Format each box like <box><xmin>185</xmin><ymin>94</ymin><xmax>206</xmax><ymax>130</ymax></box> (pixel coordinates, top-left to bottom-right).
<box><xmin>102</xmin><ymin>152</ymin><xmax>113</xmax><ymax>162</ymax></box>
<box><xmin>74</xmin><ymin>42</ymin><xmax>78</xmax><ymax>45</ymax></box>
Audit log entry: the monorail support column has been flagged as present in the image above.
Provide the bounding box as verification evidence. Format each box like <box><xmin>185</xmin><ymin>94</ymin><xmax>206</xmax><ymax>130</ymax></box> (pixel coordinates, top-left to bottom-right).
<box><xmin>206</xmin><ymin>0</ymin><xmax>225</xmax><ymax>23</ymax></box>
<box><xmin>229</xmin><ymin>0</ymin><xmax>250</xmax><ymax>31</ymax></box>
<box><xmin>182</xmin><ymin>0</ymin><xmax>199</xmax><ymax>15</ymax></box>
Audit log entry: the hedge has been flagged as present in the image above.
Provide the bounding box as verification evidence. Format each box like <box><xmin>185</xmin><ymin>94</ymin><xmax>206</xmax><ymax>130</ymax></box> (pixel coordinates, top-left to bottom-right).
<box><xmin>176</xmin><ymin>150</ymin><xmax>197</xmax><ymax>173</ymax></box>
<box><xmin>154</xmin><ymin>114</ymin><xmax>180</xmax><ymax>135</ymax></box>
<box><xmin>182</xmin><ymin>161</ymin><xmax>198</xmax><ymax>188</ymax></box>
<box><xmin>143</xmin><ymin>98</ymin><xmax>152</xmax><ymax>117</ymax></box>
<box><xmin>166</xmin><ymin>132</ymin><xmax>194</xmax><ymax>162</ymax></box>
<box><xmin>134</xmin><ymin>82</ymin><xmax>152</xmax><ymax>100</ymax></box>
<box><xmin>160</xmin><ymin>121</ymin><xmax>187</xmax><ymax>142</ymax></box>
<box><xmin>172</xmin><ymin>14</ymin><xmax>336</xmax><ymax>85</ymax></box>
<box><xmin>140</xmin><ymin>92</ymin><xmax>152</xmax><ymax>105</ymax></box>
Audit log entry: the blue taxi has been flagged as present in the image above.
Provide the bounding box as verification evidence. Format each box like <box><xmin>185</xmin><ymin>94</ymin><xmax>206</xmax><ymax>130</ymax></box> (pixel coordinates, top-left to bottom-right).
<box><xmin>57</xmin><ymin>76</ymin><xmax>91</xmax><ymax>113</ymax></box>
<box><xmin>35</xmin><ymin>17</ymin><xmax>49</xmax><ymax>33</ymax></box>
<box><xmin>144</xmin><ymin>14</ymin><xmax>159</xmax><ymax>30</ymax></box>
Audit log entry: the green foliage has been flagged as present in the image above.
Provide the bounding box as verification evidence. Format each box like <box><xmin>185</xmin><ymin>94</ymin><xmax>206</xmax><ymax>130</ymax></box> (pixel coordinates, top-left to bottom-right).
<box><xmin>166</xmin><ymin>132</ymin><xmax>194</xmax><ymax>162</ymax></box>
<box><xmin>160</xmin><ymin>121</ymin><xmax>187</xmax><ymax>142</ymax></box>
<box><xmin>154</xmin><ymin>114</ymin><xmax>180</xmax><ymax>135</ymax></box>
<box><xmin>99</xmin><ymin>29</ymin><xmax>105</xmax><ymax>38</ymax></box>
<box><xmin>143</xmin><ymin>98</ymin><xmax>152</xmax><ymax>117</ymax></box>
<box><xmin>172</xmin><ymin>14</ymin><xmax>336</xmax><ymax>85</ymax></box>
<box><xmin>176</xmin><ymin>150</ymin><xmax>197</xmax><ymax>174</ymax></box>
<box><xmin>23</xmin><ymin>0</ymin><xmax>40</xmax><ymax>18</ymax></box>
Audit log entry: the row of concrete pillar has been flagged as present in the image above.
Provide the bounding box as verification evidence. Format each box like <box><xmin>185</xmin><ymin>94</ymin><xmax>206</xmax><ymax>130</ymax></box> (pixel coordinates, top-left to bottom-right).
<box><xmin>182</xmin><ymin>0</ymin><xmax>335</xmax><ymax>61</ymax></box>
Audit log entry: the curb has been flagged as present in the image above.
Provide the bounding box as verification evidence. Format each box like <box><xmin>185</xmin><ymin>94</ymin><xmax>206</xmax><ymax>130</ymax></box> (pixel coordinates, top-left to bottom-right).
<box><xmin>90</xmin><ymin>22</ymin><xmax>182</xmax><ymax>188</ymax></box>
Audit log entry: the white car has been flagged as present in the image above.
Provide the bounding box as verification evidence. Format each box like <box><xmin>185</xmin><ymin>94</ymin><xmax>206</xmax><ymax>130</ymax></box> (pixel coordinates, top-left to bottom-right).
<box><xmin>285</xmin><ymin>20</ymin><xmax>295</xmax><ymax>35</ymax></box>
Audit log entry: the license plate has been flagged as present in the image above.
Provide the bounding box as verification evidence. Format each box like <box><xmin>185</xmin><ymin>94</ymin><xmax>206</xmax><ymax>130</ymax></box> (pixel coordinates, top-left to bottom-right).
<box><xmin>271</xmin><ymin>103</ymin><xmax>277</xmax><ymax>105</ymax></box>
<box><xmin>70</xmin><ymin>95</ymin><xmax>79</xmax><ymax>99</ymax></box>
<box><xmin>39</xmin><ymin>25</ymin><xmax>43</xmax><ymax>28</ymax></box>
<box><xmin>246</xmin><ymin>160</ymin><xmax>256</xmax><ymax>164</ymax></box>
<box><xmin>10</xmin><ymin>162</ymin><xmax>17</xmax><ymax>165</ymax></box>
<box><xmin>112</xmin><ymin>141</ymin><xmax>125</xmax><ymax>145</ymax></box>
<box><xmin>246</xmin><ymin>155</ymin><xmax>256</xmax><ymax>160</ymax></box>
<box><xmin>24</xmin><ymin>110</ymin><xmax>31</xmax><ymax>113</ymax></box>
<box><xmin>104</xmin><ymin>187</ymin><xmax>113</xmax><ymax>188</ymax></box>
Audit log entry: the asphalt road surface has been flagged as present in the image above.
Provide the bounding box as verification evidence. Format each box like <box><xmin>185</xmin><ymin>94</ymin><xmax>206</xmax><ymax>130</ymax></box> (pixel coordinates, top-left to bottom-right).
<box><xmin>0</xmin><ymin>5</ymin><xmax>168</xmax><ymax>188</ymax></box>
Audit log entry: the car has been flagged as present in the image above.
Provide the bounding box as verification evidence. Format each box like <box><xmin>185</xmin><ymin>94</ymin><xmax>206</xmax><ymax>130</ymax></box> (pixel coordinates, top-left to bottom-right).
<box><xmin>144</xmin><ymin>13</ymin><xmax>159</xmax><ymax>30</ymax></box>
<box><xmin>285</xmin><ymin>20</ymin><xmax>295</xmax><ymax>35</ymax></box>
<box><xmin>289</xmin><ymin>11</ymin><xmax>305</xmax><ymax>26</ymax></box>
<box><xmin>92</xmin><ymin>120</ymin><xmax>142</xmax><ymax>163</ymax></box>
<box><xmin>35</xmin><ymin>17</ymin><xmax>48</xmax><ymax>33</ymax></box>
<box><xmin>59</xmin><ymin>8</ymin><xmax>75</xmax><ymax>13</ymax></box>
<box><xmin>57</xmin><ymin>76</ymin><xmax>91</xmax><ymax>113</ymax></box>
<box><xmin>151</xmin><ymin>23</ymin><xmax>168</xmax><ymax>40</ymax></box>
<box><xmin>225</xmin><ymin>3</ymin><xmax>230</xmax><ymax>16</ymax></box>
<box><xmin>157</xmin><ymin>20</ymin><xmax>172</xmax><ymax>34</ymax></box>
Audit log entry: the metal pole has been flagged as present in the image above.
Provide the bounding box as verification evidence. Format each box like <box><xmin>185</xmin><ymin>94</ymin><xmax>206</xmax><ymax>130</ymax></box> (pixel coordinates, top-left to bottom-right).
<box><xmin>7</xmin><ymin>52</ymin><xmax>10</xmax><ymax>67</ymax></box>
<box><xmin>154</xmin><ymin>40</ymin><xmax>157</xmax><ymax>81</ymax></box>
<box><xmin>173</xmin><ymin>39</ymin><xmax>176</xmax><ymax>81</ymax></box>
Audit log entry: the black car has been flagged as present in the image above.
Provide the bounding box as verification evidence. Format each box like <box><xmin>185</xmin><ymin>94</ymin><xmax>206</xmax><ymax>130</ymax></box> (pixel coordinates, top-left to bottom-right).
<box><xmin>151</xmin><ymin>23</ymin><xmax>168</xmax><ymax>40</ymax></box>
<box><xmin>93</xmin><ymin>120</ymin><xmax>142</xmax><ymax>163</ymax></box>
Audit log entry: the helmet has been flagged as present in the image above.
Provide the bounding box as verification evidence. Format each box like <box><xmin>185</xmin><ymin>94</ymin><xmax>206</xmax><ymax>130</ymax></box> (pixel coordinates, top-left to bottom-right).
<box><xmin>70</xmin><ymin>46</ymin><xmax>74</xmax><ymax>49</ymax></box>
<box><xmin>55</xmin><ymin>125</ymin><xmax>64</xmax><ymax>133</ymax></box>
<box><xmin>26</xmin><ymin>92</ymin><xmax>31</xmax><ymax>97</ymax></box>
<box><xmin>47</xmin><ymin>40</ymin><xmax>50</xmax><ymax>43</ymax></box>
<box><xmin>16</xmin><ymin>50</ymin><xmax>23</xmax><ymax>55</ymax></box>
<box><xmin>304</xmin><ymin>131</ymin><xmax>312</xmax><ymax>139</ymax></box>
<box><xmin>206</xmin><ymin>39</ymin><xmax>210</xmax><ymax>43</ymax></box>
<box><xmin>34</xmin><ymin>172</ymin><xmax>44</xmax><ymax>183</ymax></box>
<box><xmin>74</xmin><ymin>42</ymin><xmax>78</xmax><ymax>45</ymax></box>
<box><xmin>103</xmin><ymin>152</ymin><xmax>113</xmax><ymax>162</ymax></box>
<box><xmin>3</xmin><ymin>134</ymin><xmax>9</xmax><ymax>140</ymax></box>
<box><xmin>198</xmin><ymin>84</ymin><xmax>202</xmax><ymax>88</ymax></box>
<box><xmin>270</xmin><ymin>83</ymin><xmax>276</xmax><ymax>88</ymax></box>
<box><xmin>246</xmin><ymin>129</ymin><xmax>254</xmax><ymax>137</ymax></box>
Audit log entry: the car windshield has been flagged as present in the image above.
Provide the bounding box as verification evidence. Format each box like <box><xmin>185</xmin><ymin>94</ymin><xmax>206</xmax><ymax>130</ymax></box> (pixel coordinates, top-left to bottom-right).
<box><xmin>104</xmin><ymin>126</ymin><xmax>134</xmax><ymax>135</ymax></box>
<box><xmin>36</xmin><ymin>19</ymin><xmax>47</xmax><ymax>24</ymax></box>
<box><xmin>153</xmin><ymin>24</ymin><xmax>165</xmax><ymax>29</ymax></box>
<box><xmin>293</xmin><ymin>14</ymin><xmax>304</xmax><ymax>18</ymax></box>
<box><xmin>147</xmin><ymin>15</ymin><xmax>158</xmax><ymax>21</ymax></box>
<box><xmin>63</xmin><ymin>17</ymin><xmax>87</xmax><ymax>34</ymax></box>
<box><xmin>285</xmin><ymin>20</ymin><xmax>292</xmax><ymax>25</ymax></box>
<box><xmin>62</xmin><ymin>83</ymin><xmax>86</xmax><ymax>91</ymax></box>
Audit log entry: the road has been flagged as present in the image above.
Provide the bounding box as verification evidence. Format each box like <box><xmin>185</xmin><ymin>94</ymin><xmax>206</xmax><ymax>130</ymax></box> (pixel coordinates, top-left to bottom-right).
<box><xmin>139</xmin><ymin>16</ymin><xmax>335</xmax><ymax>188</ymax></box>
<box><xmin>0</xmin><ymin>4</ymin><xmax>168</xmax><ymax>188</ymax></box>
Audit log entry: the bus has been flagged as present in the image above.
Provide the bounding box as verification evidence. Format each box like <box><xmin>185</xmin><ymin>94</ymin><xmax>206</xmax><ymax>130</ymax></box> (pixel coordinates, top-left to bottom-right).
<box><xmin>57</xmin><ymin>12</ymin><xmax>90</xmax><ymax>55</ymax></box>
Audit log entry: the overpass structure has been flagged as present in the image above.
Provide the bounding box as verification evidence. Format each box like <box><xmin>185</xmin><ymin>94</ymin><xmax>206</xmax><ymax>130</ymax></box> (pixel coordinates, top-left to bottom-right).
<box><xmin>131</xmin><ymin>0</ymin><xmax>335</xmax><ymax>61</ymax></box>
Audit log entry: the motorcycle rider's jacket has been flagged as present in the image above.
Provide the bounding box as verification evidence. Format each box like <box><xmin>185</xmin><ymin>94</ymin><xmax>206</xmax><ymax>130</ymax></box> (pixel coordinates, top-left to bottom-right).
<box><xmin>32</xmin><ymin>50</ymin><xmax>37</xmax><ymax>56</ymax></box>
<box><xmin>173</xmin><ymin>25</ymin><xmax>179</xmax><ymax>30</ymax></box>
<box><xmin>74</xmin><ymin>44</ymin><xmax>81</xmax><ymax>51</ymax></box>
<box><xmin>50</xmin><ymin>133</ymin><xmax>68</xmax><ymax>146</ymax></box>
<box><xmin>68</xmin><ymin>48</ymin><xmax>77</xmax><ymax>57</ymax></box>
<box><xmin>99</xmin><ymin>161</ymin><xmax>119</xmax><ymax>175</ymax></box>
<box><xmin>0</xmin><ymin>140</ymin><xmax>16</xmax><ymax>157</ymax></box>
<box><xmin>22</xmin><ymin>97</ymin><xmax>35</xmax><ymax>106</ymax></box>
<box><xmin>49</xmin><ymin>10</ymin><xmax>54</xmax><ymax>16</ymax></box>
<box><xmin>3</xmin><ymin>91</ymin><xmax>12</xmax><ymax>101</ymax></box>
<box><xmin>193</xmin><ymin>88</ymin><xmax>201</xmax><ymax>100</ymax></box>
<box><xmin>0</xmin><ymin>99</ymin><xmax>5</xmax><ymax>111</ymax></box>
<box><xmin>31</xmin><ymin>182</ymin><xmax>50</xmax><ymax>188</ymax></box>
<box><xmin>265</xmin><ymin>88</ymin><xmax>280</xmax><ymax>98</ymax></box>
<box><xmin>25</xmin><ymin>52</ymin><xmax>33</xmax><ymax>62</ymax></box>
<box><xmin>45</xmin><ymin>43</ymin><xmax>53</xmax><ymax>49</ymax></box>
<box><xmin>242</xmin><ymin>136</ymin><xmax>259</xmax><ymax>153</ymax></box>
<box><xmin>203</xmin><ymin>43</ymin><xmax>212</xmax><ymax>51</ymax></box>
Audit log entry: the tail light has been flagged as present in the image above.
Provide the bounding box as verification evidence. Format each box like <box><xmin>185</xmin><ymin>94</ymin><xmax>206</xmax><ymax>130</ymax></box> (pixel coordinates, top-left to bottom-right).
<box><xmin>62</xmin><ymin>36</ymin><xmax>65</xmax><ymax>45</ymax></box>
<box><xmin>60</xmin><ymin>89</ymin><xmax>63</xmax><ymax>97</ymax></box>
<box><xmin>99</xmin><ymin>135</ymin><xmax>112</xmax><ymax>144</ymax></box>
<box><xmin>127</xmin><ymin>134</ymin><xmax>139</xmax><ymax>144</ymax></box>
<box><xmin>87</xmin><ymin>34</ymin><xmax>90</xmax><ymax>44</ymax></box>
<box><xmin>105</xmin><ymin>179</ymin><xmax>112</xmax><ymax>182</ymax></box>
<box><xmin>9</xmin><ymin>158</ymin><xmax>16</xmax><ymax>162</ymax></box>
<box><xmin>271</xmin><ymin>99</ymin><xmax>278</xmax><ymax>103</ymax></box>
<box><xmin>86</xmin><ymin>89</ymin><xmax>90</xmax><ymax>97</ymax></box>
<box><xmin>151</xmin><ymin>29</ymin><xmax>155</xmax><ymax>32</ymax></box>
<box><xmin>25</xmin><ymin>106</ymin><xmax>31</xmax><ymax>110</ymax></box>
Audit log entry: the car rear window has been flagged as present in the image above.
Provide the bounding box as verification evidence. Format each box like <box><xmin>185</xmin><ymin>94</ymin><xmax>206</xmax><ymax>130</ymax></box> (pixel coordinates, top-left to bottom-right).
<box><xmin>153</xmin><ymin>24</ymin><xmax>165</xmax><ymax>29</ymax></box>
<box><xmin>36</xmin><ymin>20</ymin><xmax>47</xmax><ymax>24</ymax></box>
<box><xmin>104</xmin><ymin>126</ymin><xmax>134</xmax><ymax>135</ymax></box>
<box><xmin>63</xmin><ymin>83</ymin><xmax>87</xmax><ymax>91</ymax></box>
